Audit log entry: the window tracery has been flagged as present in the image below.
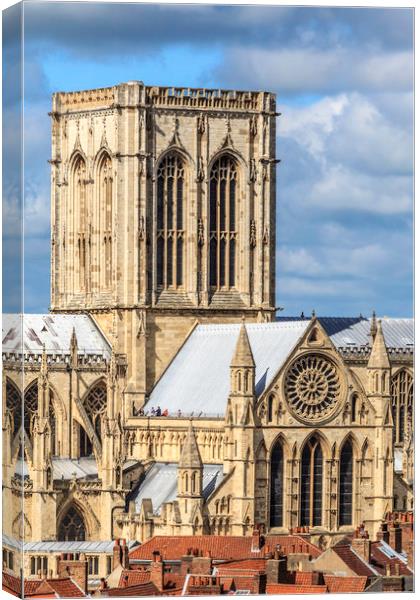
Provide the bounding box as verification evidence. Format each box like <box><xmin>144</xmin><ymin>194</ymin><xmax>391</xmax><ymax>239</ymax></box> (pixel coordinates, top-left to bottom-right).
<box><xmin>6</xmin><ymin>381</ymin><xmax>21</xmax><ymax>435</ymax></box>
<box><xmin>156</xmin><ymin>153</ymin><xmax>185</xmax><ymax>288</ymax></box>
<box><xmin>23</xmin><ymin>382</ymin><xmax>38</xmax><ymax>437</ymax></box>
<box><xmin>84</xmin><ymin>382</ymin><xmax>107</xmax><ymax>441</ymax></box>
<box><xmin>285</xmin><ymin>354</ymin><xmax>340</xmax><ymax>423</ymax></box>
<box><xmin>300</xmin><ymin>436</ymin><xmax>323</xmax><ymax>527</ymax></box>
<box><xmin>339</xmin><ymin>440</ymin><xmax>353</xmax><ymax>526</ymax></box>
<box><xmin>209</xmin><ymin>155</ymin><xmax>237</xmax><ymax>289</ymax></box>
<box><xmin>58</xmin><ymin>506</ymin><xmax>86</xmax><ymax>541</ymax></box>
<box><xmin>73</xmin><ymin>156</ymin><xmax>87</xmax><ymax>290</ymax></box>
<box><xmin>270</xmin><ymin>440</ymin><xmax>284</xmax><ymax>527</ymax></box>
<box><xmin>391</xmin><ymin>370</ymin><xmax>413</xmax><ymax>445</ymax></box>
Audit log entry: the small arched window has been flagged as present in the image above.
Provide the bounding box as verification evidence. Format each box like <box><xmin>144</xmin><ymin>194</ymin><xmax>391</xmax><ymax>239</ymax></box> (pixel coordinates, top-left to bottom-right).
<box><xmin>339</xmin><ymin>440</ymin><xmax>353</xmax><ymax>526</ymax></box>
<box><xmin>58</xmin><ymin>506</ymin><xmax>86</xmax><ymax>541</ymax></box>
<box><xmin>300</xmin><ymin>436</ymin><xmax>323</xmax><ymax>527</ymax></box>
<box><xmin>351</xmin><ymin>394</ymin><xmax>358</xmax><ymax>423</ymax></box>
<box><xmin>270</xmin><ymin>440</ymin><xmax>284</xmax><ymax>527</ymax></box>
<box><xmin>156</xmin><ymin>153</ymin><xmax>185</xmax><ymax>289</ymax></box>
<box><xmin>209</xmin><ymin>155</ymin><xmax>237</xmax><ymax>290</ymax></box>
<box><xmin>268</xmin><ymin>395</ymin><xmax>274</xmax><ymax>422</ymax></box>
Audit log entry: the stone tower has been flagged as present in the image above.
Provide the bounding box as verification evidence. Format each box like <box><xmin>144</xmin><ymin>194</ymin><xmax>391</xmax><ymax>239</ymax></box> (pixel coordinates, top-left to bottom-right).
<box><xmin>177</xmin><ymin>421</ymin><xmax>204</xmax><ymax>534</ymax></box>
<box><xmin>366</xmin><ymin>320</ymin><xmax>394</xmax><ymax>530</ymax></box>
<box><xmin>224</xmin><ymin>322</ymin><xmax>257</xmax><ymax>534</ymax></box>
<box><xmin>49</xmin><ymin>81</ymin><xmax>278</xmax><ymax>406</ymax></box>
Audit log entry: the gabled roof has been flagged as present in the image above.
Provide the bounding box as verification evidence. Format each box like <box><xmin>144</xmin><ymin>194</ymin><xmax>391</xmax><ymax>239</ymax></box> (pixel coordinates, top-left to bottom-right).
<box><xmin>2</xmin><ymin>313</ymin><xmax>111</xmax><ymax>358</ymax></box>
<box><xmin>331</xmin><ymin>544</ymin><xmax>377</xmax><ymax>577</ymax></box>
<box><xmin>101</xmin><ymin>581</ymin><xmax>160</xmax><ymax>596</ymax></box>
<box><xmin>146</xmin><ymin>321</ymin><xmax>309</xmax><ymax>416</ymax></box>
<box><xmin>323</xmin><ymin>575</ymin><xmax>368</xmax><ymax>593</ymax></box>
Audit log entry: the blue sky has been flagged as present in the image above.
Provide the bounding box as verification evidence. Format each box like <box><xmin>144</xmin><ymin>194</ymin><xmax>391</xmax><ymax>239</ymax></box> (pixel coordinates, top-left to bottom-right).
<box><xmin>3</xmin><ymin>2</ymin><xmax>413</xmax><ymax>316</ymax></box>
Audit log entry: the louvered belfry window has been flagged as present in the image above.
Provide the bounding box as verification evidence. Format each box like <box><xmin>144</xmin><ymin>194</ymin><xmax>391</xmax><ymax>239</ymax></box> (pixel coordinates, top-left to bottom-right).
<box><xmin>300</xmin><ymin>436</ymin><xmax>323</xmax><ymax>527</ymax></box>
<box><xmin>339</xmin><ymin>440</ymin><xmax>353</xmax><ymax>526</ymax></box>
<box><xmin>270</xmin><ymin>440</ymin><xmax>284</xmax><ymax>527</ymax></box>
<box><xmin>157</xmin><ymin>153</ymin><xmax>185</xmax><ymax>288</ymax></box>
<box><xmin>209</xmin><ymin>155</ymin><xmax>237</xmax><ymax>290</ymax></box>
<box><xmin>391</xmin><ymin>370</ymin><xmax>413</xmax><ymax>445</ymax></box>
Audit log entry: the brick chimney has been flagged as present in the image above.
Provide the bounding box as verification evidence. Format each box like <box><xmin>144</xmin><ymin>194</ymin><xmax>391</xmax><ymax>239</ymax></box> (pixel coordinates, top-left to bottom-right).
<box><xmin>121</xmin><ymin>539</ymin><xmax>130</xmax><ymax>569</ymax></box>
<box><xmin>57</xmin><ymin>552</ymin><xmax>88</xmax><ymax>595</ymax></box>
<box><xmin>191</xmin><ymin>551</ymin><xmax>212</xmax><ymax>575</ymax></box>
<box><xmin>388</xmin><ymin>521</ymin><xmax>402</xmax><ymax>554</ymax></box>
<box><xmin>150</xmin><ymin>551</ymin><xmax>164</xmax><ymax>591</ymax></box>
<box><xmin>113</xmin><ymin>539</ymin><xmax>122</xmax><ymax>569</ymax></box>
<box><xmin>351</xmin><ymin>527</ymin><xmax>371</xmax><ymax>563</ymax></box>
<box><xmin>376</xmin><ymin>522</ymin><xmax>390</xmax><ymax>545</ymax></box>
<box><xmin>266</xmin><ymin>546</ymin><xmax>287</xmax><ymax>584</ymax></box>
<box><xmin>181</xmin><ymin>550</ymin><xmax>194</xmax><ymax>575</ymax></box>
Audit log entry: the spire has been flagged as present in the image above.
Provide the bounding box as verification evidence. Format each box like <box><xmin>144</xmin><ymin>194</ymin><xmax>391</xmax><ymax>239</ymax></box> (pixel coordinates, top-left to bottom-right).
<box><xmin>70</xmin><ymin>327</ymin><xmax>78</xmax><ymax>367</ymax></box>
<box><xmin>368</xmin><ymin>320</ymin><xmax>390</xmax><ymax>369</ymax></box>
<box><xmin>179</xmin><ymin>421</ymin><xmax>202</xmax><ymax>469</ymax></box>
<box><xmin>230</xmin><ymin>320</ymin><xmax>255</xmax><ymax>368</ymax></box>
<box><xmin>370</xmin><ymin>310</ymin><xmax>378</xmax><ymax>341</ymax></box>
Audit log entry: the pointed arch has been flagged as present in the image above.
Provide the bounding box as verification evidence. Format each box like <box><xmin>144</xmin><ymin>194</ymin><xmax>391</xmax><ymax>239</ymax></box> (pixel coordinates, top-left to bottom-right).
<box><xmin>300</xmin><ymin>434</ymin><xmax>324</xmax><ymax>527</ymax></box>
<box><xmin>156</xmin><ymin>150</ymin><xmax>186</xmax><ymax>289</ymax></box>
<box><xmin>82</xmin><ymin>379</ymin><xmax>107</xmax><ymax>441</ymax></box>
<box><xmin>270</xmin><ymin>437</ymin><xmax>285</xmax><ymax>527</ymax></box>
<box><xmin>96</xmin><ymin>150</ymin><xmax>113</xmax><ymax>289</ymax></box>
<box><xmin>23</xmin><ymin>380</ymin><xmax>39</xmax><ymax>437</ymax></box>
<box><xmin>69</xmin><ymin>152</ymin><xmax>88</xmax><ymax>290</ymax></box>
<box><xmin>209</xmin><ymin>153</ymin><xmax>238</xmax><ymax>290</ymax></box>
<box><xmin>58</xmin><ymin>505</ymin><xmax>86</xmax><ymax>541</ymax></box>
<box><xmin>339</xmin><ymin>438</ymin><xmax>354</xmax><ymax>526</ymax></box>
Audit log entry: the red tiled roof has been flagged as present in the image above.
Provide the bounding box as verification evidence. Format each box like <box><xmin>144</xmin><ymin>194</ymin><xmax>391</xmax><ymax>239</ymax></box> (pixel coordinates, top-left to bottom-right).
<box><xmin>130</xmin><ymin>535</ymin><xmax>321</xmax><ymax>562</ymax></box>
<box><xmin>2</xmin><ymin>574</ymin><xmax>43</xmax><ymax>597</ymax></box>
<box><xmin>104</xmin><ymin>581</ymin><xmax>160</xmax><ymax>596</ymax></box>
<box><xmin>216</xmin><ymin>559</ymin><xmax>267</xmax><ymax>573</ymax></box>
<box><xmin>26</xmin><ymin>578</ymin><xmax>85</xmax><ymax>598</ymax></box>
<box><xmin>118</xmin><ymin>569</ymin><xmax>151</xmax><ymax>587</ymax></box>
<box><xmin>266</xmin><ymin>583</ymin><xmax>327</xmax><ymax>594</ymax></box>
<box><xmin>332</xmin><ymin>545</ymin><xmax>376</xmax><ymax>577</ymax></box>
<box><xmin>324</xmin><ymin>575</ymin><xmax>368</xmax><ymax>593</ymax></box>
<box><xmin>370</xmin><ymin>542</ymin><xmax>412</xmax><ymax>576</ymax></box>
<box><xmin>163</xmin><ymin>573</ymin><xmax>185</xmax><ymax>590</ymax></box>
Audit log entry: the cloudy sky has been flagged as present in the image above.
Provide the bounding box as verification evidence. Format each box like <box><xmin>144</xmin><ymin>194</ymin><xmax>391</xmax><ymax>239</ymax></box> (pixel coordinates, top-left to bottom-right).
<box><xmin>3</xmin><ymin>2</ymin><xmax>413</xmax><ymax>316</ymax></box>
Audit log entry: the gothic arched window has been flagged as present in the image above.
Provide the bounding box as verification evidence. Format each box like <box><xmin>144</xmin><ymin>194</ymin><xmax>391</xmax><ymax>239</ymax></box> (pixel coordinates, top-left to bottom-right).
<box><xmin>73</xmin><ymin>156</ymin><xmax>87</xmax><ymax>291</ymax></box>
<box><xmin>79</xmin><ymin>424</ymin><xmax>93</xmax><ymax>457</ymax></box>
<box><xmin>209</xmin><ymin>155</ymin><xmax>237</xmax><ymax>290</ymax></box>
<box><xmin>270</xmin><ymin>440</ymin><xmax>284</xmax><ymax>527</ymax></box>
<box><xmin>99</xmin><ymin>153</ymin><xmax>113</xmax><ymax>289</ymax></box>
<box><xmin>6</xmin><ymin>380</ymin><xmax>21</xmax><ymax>435</ymax></box>
<box><xmin>300</xmin><ymin>436</ymin><xmax>323</xmax><ymax>527</ymax></box>
<box><xmin>391</xmin><ymin>370</ymin><xmax>413</xmax><ymax>445</ymax></box>
<box><xmin>23</xmin><ymin>382</ymin><xmax>38</xmax><ymax>437</ymax></box>
<box><xmin>268</xmin><ymin>395</ymin><xmax>274</xmax><ymax>423</ymax></box>
<box><xmin>58</xmin><ymin>506</ymin><xmax>86</xmax><ymax>541</ymax></box>
<box><xmin>351</xmin><ymin>394</ymin><xmax>358</xmax><ymax>423</ymax></box>
<box><xmin>339</xmin><ymin>440</ymin><xmax>353</xmax><ymax>526</ymax></box>
<box><xmin>156</xmin><ymin>153</ymin><xmax>185</xmax><ymax>289</ymax></box>
<box><xmin>84</xmin><ymin>382</ymin><xmax>107</xmax><ymax>441</ymax></box>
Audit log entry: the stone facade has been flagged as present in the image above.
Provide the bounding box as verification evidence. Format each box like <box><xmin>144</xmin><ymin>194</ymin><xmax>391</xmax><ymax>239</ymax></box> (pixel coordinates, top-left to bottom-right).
<box><xmin>2</xmin><ymin>82</ymin><xmax>414</xmax><ymax>583</ymax></box>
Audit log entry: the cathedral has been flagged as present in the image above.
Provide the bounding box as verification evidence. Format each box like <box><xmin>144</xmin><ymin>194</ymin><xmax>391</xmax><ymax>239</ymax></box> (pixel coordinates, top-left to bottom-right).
<box><xmin>2</xmin><ymin>81</ymin><xmax>413</xmax><ymax>579</ymax></box>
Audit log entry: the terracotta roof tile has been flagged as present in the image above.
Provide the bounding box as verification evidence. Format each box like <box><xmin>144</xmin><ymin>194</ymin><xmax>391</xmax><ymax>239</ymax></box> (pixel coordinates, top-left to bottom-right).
<box><xmin>104</xmin><ymin>581</ymin><xmax>160</xmax><ymax>596</ymax></box>
<box><xmin>129</xmin><ymin>535</ymin><xmax>321</xmax><ymax>562</ymax></box>
<box><xmin>216</xmin><ymin>559</ymin><xmax>267</xmax><ymax>573</ymax></box>
<box><xmin>2</xmin><ymin>574</ymin><xmax>43</xmax><ymax>597</ymax></box>
<box><xmin>118</xmin><ymin>569</ymin><xmax>151</xmax><ymax>587</ymax></box>
<box><xmin>266</xmin><ymin>583</ymin><xmax>327</xmax><ymax>594</ymax></box>
<box><xmin>26</xmin><ymin>578</ymin><xmax>85</xmax><ymax>598</ymax></box>
<box><xmin>370</xmin><ymin>541</ymin><xmax>412</xmax><ymax>576</ymax></box>
<box><xmin>324</xmin><ymin>575</ymin><xmax>367</xmax><ymax>593</ymax></box>
<box><xmin>332</xmin><ymin>545</ymin><xmax>376</xmax><ymax>577</ymax></box>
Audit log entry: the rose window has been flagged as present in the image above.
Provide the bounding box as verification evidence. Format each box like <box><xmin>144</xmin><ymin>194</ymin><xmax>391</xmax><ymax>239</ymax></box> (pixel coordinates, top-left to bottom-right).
<box><xmin>285</xmin><ymin>354</ymin><xmax>341</xmax><ymax>422</ymax></box>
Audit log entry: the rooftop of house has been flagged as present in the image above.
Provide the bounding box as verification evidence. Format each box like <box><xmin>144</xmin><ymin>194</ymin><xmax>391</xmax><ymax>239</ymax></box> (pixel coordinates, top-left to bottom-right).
<box><xmin>129</xmin><ymin>533</ymin><xmax>322</xmax><ymax>562</ymax></box>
